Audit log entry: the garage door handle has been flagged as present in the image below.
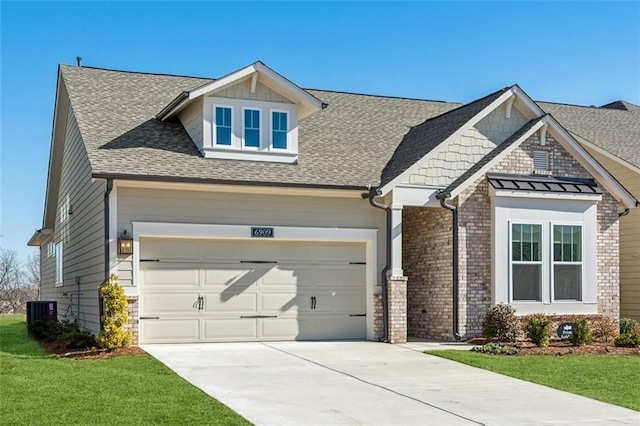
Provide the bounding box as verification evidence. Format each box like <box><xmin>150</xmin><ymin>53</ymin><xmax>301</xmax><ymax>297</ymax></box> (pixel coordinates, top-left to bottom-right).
<box><xmin>240</xmin><ymin>315</ymin><xmax>278</xmax><ymax>319</ymax></box>
<box><xmin>140</xmin><ymin>316</ymin><xmax>160</xmax><ymax>320</ymax></box>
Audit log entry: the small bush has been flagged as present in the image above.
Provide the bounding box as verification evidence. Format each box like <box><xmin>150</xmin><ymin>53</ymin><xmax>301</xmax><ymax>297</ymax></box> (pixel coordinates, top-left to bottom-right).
<box><xmin>619</xmin><ymin>318</ymin><xmax>639</xmax><ymax>335</ymax></box>
<box><xmin>569</xmin><ymin>318</ymin><xmax>593</xmax><ymax>346</ymax></box>
<box><xmin>471</xmin><ymin>342</ymin><xmax>520</xmax><ymax>355</ymax></box>
<box><xmin>97</xmin><ymin>274</ymin><xmax>131</xmax><ymax>350</ymax></box>
<box><xmin>28</xmin><ymin>319</ymin><xmax>96</xmax><ymax>349</ymax></box>
<box><xmin>526</xmin><ymin>314</ymin><xmax>552</xmax><ymax>347</ymax></box>
<box><xmin>57</xmin><ymin>328</ymin><xmax>97</xmax><ymax>349</ymax></box>
<box><xmin>614</xmin><ymin>330</ymin><xmax>639</xmax><ymax>348</ymax></box>
<box><xmin>482</xmin><ymin>304</ymin><xmax>520</xmax><ymax>342</ymax></box>
<box><xmin>28</xmin><ymin>319</ymin><xmax>59</xmax><ymax>340</ymax></box>
<box><xmin>591</xmin><ymin>316</ymin><xmax>618</xmax><ymax>342</ymax></box>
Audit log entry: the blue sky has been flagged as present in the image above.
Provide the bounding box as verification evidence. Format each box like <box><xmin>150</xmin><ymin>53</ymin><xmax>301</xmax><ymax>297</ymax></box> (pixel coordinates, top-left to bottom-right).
<box><xmin>1</xmin><ymin>1</ymin><xmax>639</xmax><ymax>262</ymax></box>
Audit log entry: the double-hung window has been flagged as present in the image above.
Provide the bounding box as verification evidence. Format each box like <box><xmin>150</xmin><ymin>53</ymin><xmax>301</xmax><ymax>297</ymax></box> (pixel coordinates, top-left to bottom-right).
<box><xmin>271</xmin><ymin>111</ymin><xmax>288</xmax><ymax>150</ymax></box>
<box><xmin>215</xmin><ymin>106</ymin><xmax>232</xmax><ymax>146</ymax></box>
<box><xmin>553</xmin><ymin>225</ymin><xmax>582</xmax><ymax>300</ymax></box>
<box><xmin>243</xmin><ymin>109</ymin><xmax>260</xmax><ymax>148</ymax></box>
<box><xmin>511</xmin><ymin>223</ymin><xmax>542</xmax><ymax>301</ymax></box>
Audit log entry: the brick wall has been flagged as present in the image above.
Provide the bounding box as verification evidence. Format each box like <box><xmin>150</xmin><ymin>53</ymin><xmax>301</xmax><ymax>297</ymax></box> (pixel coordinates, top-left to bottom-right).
<box><xmin>403</xmin><ymin>132</ymin><xmax>621</xmax><ymax>340</ymax></box>
<box><xmin>387</xmin><ymin>276</ymin><xmax>407</xmax><ymax>343</ymax></box>
<box><xmin>403</xmin><ymin>207</ymin><xmax>454</xmax><ymax>340</ymax></box>
<box><xmin>373</xmin><ymin>294</ymin><xmax>384</xmax><ymax>340</ymax></box>
<box><xmin>125</xmin><ymin>296</ymin><xmax>139</xmax><ymax>345</ymax></box>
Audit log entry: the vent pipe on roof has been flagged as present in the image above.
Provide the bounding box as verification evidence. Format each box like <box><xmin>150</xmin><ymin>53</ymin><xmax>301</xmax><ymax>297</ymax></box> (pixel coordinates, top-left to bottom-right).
<box><xmin>76</xmin><ymin>56</ymin><xmax>82</xmax><ymax>67</ymax></box>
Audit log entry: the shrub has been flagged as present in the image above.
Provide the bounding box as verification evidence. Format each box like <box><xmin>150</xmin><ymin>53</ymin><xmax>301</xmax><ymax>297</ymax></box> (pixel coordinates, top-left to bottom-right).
<box><xmin>614</xmin><ymin>330</ymin><xmax>639</xmax><ymax>348</ymax></box>
<box><xmin>471</xmin><ymin>342</ymin><xmax>520</xmax><ymax>355</ymax></box>
<box><xmin>569</xmin><ymin>318</ymin><xmax>593</xmax><ymax>346</ymax></box>
<box><xmin>57</xmin><ymin>328</ymin><xmax>97</xmax><ymax>349</ymax></box>
<box><xmin>28</xmin><ymin>319</ymin><xmax>59</xmax><ymax>340</ymax></box>
<box><xmin>97</xmin><ymin>274</ymin><xmax>131</xmax><ymax>350</ymax></box>
<box><xmin>28</xmin><ymin>319</ymin><xmax>96</xmax><ymax>349</ymax></box>
<box><xmin>526</xmin><ymin>314</ymin><xmax>552</xmax><ymax>347</ymax></box>
<box><xmin>591</xmin><ymin>316</ymin><xmax>619</xmax><ymax>342</ymax></box>
<box><xmin>619</xmin><ymin>318</ymin><xmax>639</xmax><ymax>335</ymax></box>
<box><xmin>482</xmin><ymin>304</ymin><xmax>520</xmax><ymax>342</ymax></box>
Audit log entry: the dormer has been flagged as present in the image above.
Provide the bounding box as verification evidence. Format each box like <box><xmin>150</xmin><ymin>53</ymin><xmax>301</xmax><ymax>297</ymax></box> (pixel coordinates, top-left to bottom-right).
<box><xmin>157</xmin><ymin>62</ymin><xmax>324</xmax><ymax>163</ymax></box>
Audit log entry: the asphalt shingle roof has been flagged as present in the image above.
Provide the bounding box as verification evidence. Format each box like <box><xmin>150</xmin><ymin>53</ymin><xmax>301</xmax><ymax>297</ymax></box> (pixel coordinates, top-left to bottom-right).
<box><xmin>59</xmin><ymin>65</ymin><xmax>640</xmax><ymax>190</ymax></box>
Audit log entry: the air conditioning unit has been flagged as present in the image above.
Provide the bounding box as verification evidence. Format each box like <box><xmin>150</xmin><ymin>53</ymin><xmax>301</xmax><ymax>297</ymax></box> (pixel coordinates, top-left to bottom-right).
<box><xmin>26</xmin><ymin>301</ymin><xmax>57</xmax><ymax>326</ymax></box>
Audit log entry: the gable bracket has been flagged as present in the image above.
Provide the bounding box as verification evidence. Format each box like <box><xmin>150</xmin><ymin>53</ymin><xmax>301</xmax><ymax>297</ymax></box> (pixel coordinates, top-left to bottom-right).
<box><xmin>250</xmin><ymin>72</ymin><xmax>258</xmax><ymax>94</ymax></box>
<box><xmin>505</xmin><ymin>94</ymin><xmax>516</xmax><ymax>119</ymax></box>
<box><xmin>539</xmin><ymin>123</ymin><xmax>549</xmax><ymax>146</ymax></box>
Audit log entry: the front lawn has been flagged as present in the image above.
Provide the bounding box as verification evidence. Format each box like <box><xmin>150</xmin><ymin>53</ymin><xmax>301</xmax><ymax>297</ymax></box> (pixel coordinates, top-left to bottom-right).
<box><xmin>0</xmin><ymin>315</ymin><xmax>250</xmax><ymax>425</ymax></box>
<box><xmin>429</xmin><ymin>350</ymin><xmax>640</xmax><ymax>411</ymax></box>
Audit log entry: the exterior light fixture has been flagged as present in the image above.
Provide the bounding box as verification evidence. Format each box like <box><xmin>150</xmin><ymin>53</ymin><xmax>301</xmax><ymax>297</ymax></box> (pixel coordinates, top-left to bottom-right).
<box><xmin>118</xmin><ymin>230</ymin><xmax>133</xmax><ymax>255</ymax></box>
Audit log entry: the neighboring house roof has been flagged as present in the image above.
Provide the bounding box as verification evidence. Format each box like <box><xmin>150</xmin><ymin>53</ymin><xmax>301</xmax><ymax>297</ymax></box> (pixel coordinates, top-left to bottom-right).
<box><xmin>487</xmin><ymin>173</ymin><xmax>602</xmax><ymax>195</ymax></box>
<box><xmin>540</xmin><ymin>101</ymin><xmax>640</xmax><ymax>170</ymax></box>
<box><xmin>380</xmin><ymin>86</ymin><xmax>511</xmax><ymax>187</ymax></box>
<box><xmin>57</xmin><ymin>64</ymin><xmax>639</xmax><ymax>192</ymax></box>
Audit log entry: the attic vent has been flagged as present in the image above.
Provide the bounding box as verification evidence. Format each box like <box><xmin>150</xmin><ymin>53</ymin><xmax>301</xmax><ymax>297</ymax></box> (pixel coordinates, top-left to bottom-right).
<box><xmin>533</xmin><ymin>151</ymin><xmax>550</xmax><ymax>174</ymax></box>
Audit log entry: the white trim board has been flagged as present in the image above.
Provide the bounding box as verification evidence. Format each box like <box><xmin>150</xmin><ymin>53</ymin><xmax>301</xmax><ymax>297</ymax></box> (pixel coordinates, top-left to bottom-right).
<box><xmin>131</xmin><ymin>222</ymin><xmax>378</xmax><ymax>340</ymax></box>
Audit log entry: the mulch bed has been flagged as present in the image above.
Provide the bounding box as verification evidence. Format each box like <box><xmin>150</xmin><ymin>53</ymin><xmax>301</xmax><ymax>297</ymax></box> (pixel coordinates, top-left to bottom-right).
<box><xmin>466</xmin><ymin>338</ymin><xmax>640</xmax><ymax>356</ymax></box>
<box><xmin>38</xmin><ymin>340</ymin><xmax>146</xmax><ymax>359</ymax></box>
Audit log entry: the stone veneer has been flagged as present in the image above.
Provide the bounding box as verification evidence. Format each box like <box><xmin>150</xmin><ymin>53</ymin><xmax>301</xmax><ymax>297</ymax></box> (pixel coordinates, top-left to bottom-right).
<box><xmin>403</xmin><ymin>133</ymin><xmax>621</xmax><ymax>340</ymax></box>
<box><xmin>125</xmin><ymin>297</ymin><xmax>139</xmax><ymax>345</ymax></box>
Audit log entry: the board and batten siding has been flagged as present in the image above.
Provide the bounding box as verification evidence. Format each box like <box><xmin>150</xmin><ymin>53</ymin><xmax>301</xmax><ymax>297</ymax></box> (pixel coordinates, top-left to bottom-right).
<box><xmin>215</xmin><ymin>79</ymin><xmax>292</xmax><ymax>103</ymax></box>
<box><xmin>180</xmin><ymin>97</ymin><xmax>204</xmax><ymax>152</ymax></box>
<box><xmin>40</xmin><ymin>106</ymin><xmax>105</xmax><ymax>334</ymax></box>
<box><xmin>586</xmin><ymin>149</ymin><xmax>640</xmax><ymax>321</ymax></box>
<box><xmin>116</xmin><ymin>187</ymin><xmax>386</xmax><ymax>287</ymax></box>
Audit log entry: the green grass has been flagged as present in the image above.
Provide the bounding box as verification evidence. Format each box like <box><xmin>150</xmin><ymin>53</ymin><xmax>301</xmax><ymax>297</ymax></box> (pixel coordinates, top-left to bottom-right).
<box><xmin>0</xmin><ymin>315</ymin><xmax>250</xmax><ymax>425</ymax></box>
<box><xmin>429</xmin><ymin>350</ymin><xmax>640</xmax><ymax>411</ymax></box>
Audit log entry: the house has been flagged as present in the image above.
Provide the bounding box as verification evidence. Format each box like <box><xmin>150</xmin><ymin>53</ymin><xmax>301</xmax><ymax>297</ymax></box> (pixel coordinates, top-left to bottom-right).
<box><xmin>28</xmin><ymin>62</ymin><xmax>638</xmax><ymax>345</ymax></box>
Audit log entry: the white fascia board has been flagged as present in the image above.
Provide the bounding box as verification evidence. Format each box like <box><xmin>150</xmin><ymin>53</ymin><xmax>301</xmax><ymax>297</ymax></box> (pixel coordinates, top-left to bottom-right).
<box><xmin>391</xmin><ymin>185</ymin><xmax>443</xmax><ymax>207</ymax></box>
<box><xmin>447</xmin><ymin>118</ymin><xmax>546</xmax><ymax>199</ymax></box>
<box><xmin>379</xmin><ymin>87</ymin><xmax>519</xmax><ymax>196</ymax></box>
<box><xmin>202</xmin><ymin>147</ymin><xmax>298</xmax><ymax>164</ymax></box>
<box><xmin>511</xmin><ymin>85</ymin><xmax>546</xmax><ymax>117</ymax></box>
<box><xmin>27</xmin><ymin>229</ymin><xmax>53</xmax><ymax>247</ymax></box>
<box><xmin>189</xmin><ymin>65</ymin><xmax>258</xmax><ymax>99</ymax></box>
<box><xmin>572</xmin><ymin>133</ymin><xmax>640</xmax><ymax>175</ymax></box>
<box><xmin>547</xmin><ymin>118</ymin><xmax>638</xmax><ymax>208</ymax></box>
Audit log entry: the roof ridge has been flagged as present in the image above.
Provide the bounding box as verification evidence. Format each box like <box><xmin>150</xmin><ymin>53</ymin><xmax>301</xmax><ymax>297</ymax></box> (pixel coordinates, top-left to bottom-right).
<box><xmin>305</xmin><ymin>87</ymin><xmax>459</xmax><ymax>104</ymax></box>
<box><xmin>538</xmin><ymin>99</ymin><xmax>635</xmax><ymax>110</ymax></box>
<box><xmin>59</xmin><ymin>64</ymin><xmax>213</xmax><ymax>81</ymax></box>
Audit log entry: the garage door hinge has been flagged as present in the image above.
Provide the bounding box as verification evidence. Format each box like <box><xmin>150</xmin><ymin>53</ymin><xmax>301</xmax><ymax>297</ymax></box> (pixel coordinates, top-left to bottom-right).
<box><xmin>140</xmin><ymin>259</ymin><xmax>160</xmax><ymax>262</ymax></box>
<box><xmin>349</xmin><ymin>262</ymin><xmax>366</xmax><ymax>265</ymax></box>
<box><xmin>349</xmin><ymin>314</ymin><xmax>366</xmax><ymax>317</ymax></box>
<box><xmin>240</xmin><ymin>260</ymin><xmax>278</xmax><ymax>264</ymax></box>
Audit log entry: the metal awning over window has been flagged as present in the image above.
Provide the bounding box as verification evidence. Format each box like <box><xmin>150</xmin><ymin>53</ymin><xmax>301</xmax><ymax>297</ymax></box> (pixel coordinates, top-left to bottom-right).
<box><xmin>487</xmin><ymin>173</ymin><xmax>602</xmax><ymax>194</ymax></box>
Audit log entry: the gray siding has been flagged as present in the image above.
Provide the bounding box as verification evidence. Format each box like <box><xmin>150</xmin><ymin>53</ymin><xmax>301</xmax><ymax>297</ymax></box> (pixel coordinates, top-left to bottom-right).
<box><xmin>116</xmin><ymin>187</ymin><xmax>386</xmax><ymax>286</ymax></box>
<box><xmin>215</xmin><ymin>79</ymin><xmax>292</xmax><ymax>103</ymax></box>
<box><xmin>179</xmin><ymin>97</ymin><xmax>204</xmax><ymax>151</ymax></box>
<box><xmin>42</xmin><ymin>107</ymin><xmax>105</xmax><ymax>334</ymax></box>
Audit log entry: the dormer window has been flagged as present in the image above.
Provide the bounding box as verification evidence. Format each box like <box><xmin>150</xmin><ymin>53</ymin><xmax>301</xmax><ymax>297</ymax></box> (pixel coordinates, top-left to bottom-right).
<box><xmin>271</xmin><ymin>111</ymin><xmax>288</xmax><ymax>150</ymax></box>
<box><xmin>204</xmin><ymin>97</ymin><xmax>299</xmax><ymax>163</ymax></box>
<box><xmin>243</xmin><ymin>108</ymin><xmax>261</xmax><ymax>148</ymax></box>
<box><xmin>215</xmin><ymin>106</ymin><xmax>232</xmax><ymax>146</ymax></box>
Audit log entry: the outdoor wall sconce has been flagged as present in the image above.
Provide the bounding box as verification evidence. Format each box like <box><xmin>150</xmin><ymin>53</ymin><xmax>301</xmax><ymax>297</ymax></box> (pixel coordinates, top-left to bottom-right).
<box><xmin>118</xmin><ymin>230</ymin><xmax>133</xmax><ymax>255</ymax></box>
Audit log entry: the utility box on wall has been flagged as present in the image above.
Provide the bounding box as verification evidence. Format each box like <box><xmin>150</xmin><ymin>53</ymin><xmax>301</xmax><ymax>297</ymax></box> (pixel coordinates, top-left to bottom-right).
<box><xmin>26</xmin><ymin>301</ymin><xmax>57</xmax><ymax>326</ymax></box>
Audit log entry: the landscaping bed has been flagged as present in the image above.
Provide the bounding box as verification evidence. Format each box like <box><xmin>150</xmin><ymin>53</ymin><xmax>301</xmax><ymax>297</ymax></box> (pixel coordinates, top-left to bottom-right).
<box><xmin>467</xmin><ymin>338</ymin><xmax>639</xmax><ymax>356</ymax></box>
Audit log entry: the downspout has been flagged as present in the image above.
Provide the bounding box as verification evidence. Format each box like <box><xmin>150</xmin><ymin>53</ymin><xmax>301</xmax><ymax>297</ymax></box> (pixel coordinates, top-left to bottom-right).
<box><xmin>363</xmin><ymin>187</ymin><xmax>390</xmax><ymax>342</ymax></box>
<box><xmin>436</xmin><ymin>191</ymin><xmax>462</xmax><ymax>341</ymax></box>
<box><xmin>104</xmin><ymin>179</ymin><xmax>113</xmax><ymax>279</ymax></box>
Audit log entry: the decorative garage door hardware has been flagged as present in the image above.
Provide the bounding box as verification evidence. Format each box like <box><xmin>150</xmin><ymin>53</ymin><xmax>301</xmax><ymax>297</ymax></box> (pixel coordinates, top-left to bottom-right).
<box><xmin>192</xmin><ymin>295</ymin><xmax>204</xmax><ymax>311</ymax></box>
<box><xmin>349</xmin><ymin>262</ymin><xmax>366</xmax><ymax>265</ymax></box>
<box><xmin>349</xmin><ymin>314</ymin><xmax>366</xmax><ymax>317</ymax></box>
<box><xmin>240</xmin><ymin>260</ymin><xmax>278</xmax><ymax>264</ymax></box>
<box><xmin>139</xmin><ymin>316</ymin><xmax>160</xmax><ymax>320</ymax></box>
<box><xmin>140</xmin><ymin>259</ymin><xmax>160</xmax><ymax>262</ymax></box>
<box><xmin>240</xmin><ymin>315</ymin><xmax>278</xmax><ymax>319</ymax></box>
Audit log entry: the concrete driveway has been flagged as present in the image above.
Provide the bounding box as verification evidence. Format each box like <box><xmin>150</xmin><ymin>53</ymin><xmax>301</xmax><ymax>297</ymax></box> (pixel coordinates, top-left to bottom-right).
<box><xmin>142</xmin><ymin>341</ymin><xmax>639</xmax><ymax>426</ymax></box>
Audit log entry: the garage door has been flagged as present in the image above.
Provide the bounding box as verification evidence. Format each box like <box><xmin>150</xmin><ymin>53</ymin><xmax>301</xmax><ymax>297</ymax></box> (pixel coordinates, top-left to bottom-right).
<box><xmin>139</xmin><ymin>238</ymin><xmax>366</xmax><ymax>343</ymax></box>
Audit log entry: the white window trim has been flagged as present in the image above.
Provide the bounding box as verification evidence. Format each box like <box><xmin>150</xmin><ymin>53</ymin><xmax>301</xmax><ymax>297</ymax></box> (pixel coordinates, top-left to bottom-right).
<box><xmin>550</xmin><ymin>222</ymin><xmax>584</xmax><ymax>303</ymax></box>
<box><xmin>241</xmin><ymin>107</ymin><xmax>262</xmax><ymax>150</ymax></box>
<box><xmin>213</xmin><ymin>104</ymin><xmax>234</xmax><ymax>148</ymax></box>
<box><xmin>203</xmin><ymin>96</ymin><xmax>299</xmax><ymax>163</ymax></box>
<box><xmin>269</xmin><ymin>109</ymin><xmax>290</xmax><ymax>151</ymax></box>
<box><xmin>55</xmin><ymin>242</ymin><xmax>63</xmax><ymax>287</ymax></box>
<box><xmin>509</xmin><ymin>221</ymin><xmax>545</xmax><ymax>303</ymax></box>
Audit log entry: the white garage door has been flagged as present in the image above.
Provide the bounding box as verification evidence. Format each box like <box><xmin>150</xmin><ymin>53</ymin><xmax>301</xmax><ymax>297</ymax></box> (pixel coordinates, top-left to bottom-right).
<box><xmin>139</xmin><ymin>238</ymin><xmax>366</xmax><ymax>343</ymax></box>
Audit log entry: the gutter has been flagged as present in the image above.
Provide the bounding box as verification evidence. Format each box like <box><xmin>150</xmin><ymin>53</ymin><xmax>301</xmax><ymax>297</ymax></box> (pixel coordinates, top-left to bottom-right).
<box><xmin>362</xmin><ymin>187</ymin><xmax>389</xmax><ymax>342</ymax></box>
<box><xmin>618</xmin><ymin>208</ymin><xmax>630</xmax><ymax>218</ymax></box>
<box><xmin>104</xmin><ymin>179</ymin><xmax>114</xmax><ymax>279</ymax></box>
<box><xmin>435</xmin><ymin>190</ymin><xmax>462</xmax><ymax>341</ymax></box>
<box><xmin>156</xmin><ymin>91</ymin><xmax>189</xmax><ymax>120</ymax></box>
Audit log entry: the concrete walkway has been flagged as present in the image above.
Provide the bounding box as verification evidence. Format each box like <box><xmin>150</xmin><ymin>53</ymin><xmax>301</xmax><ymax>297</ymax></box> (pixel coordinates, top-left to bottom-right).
<box><xmin>142</xmin><ymin>341</ymin><xmax>639</xmax><ymax>426</ymax></box>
